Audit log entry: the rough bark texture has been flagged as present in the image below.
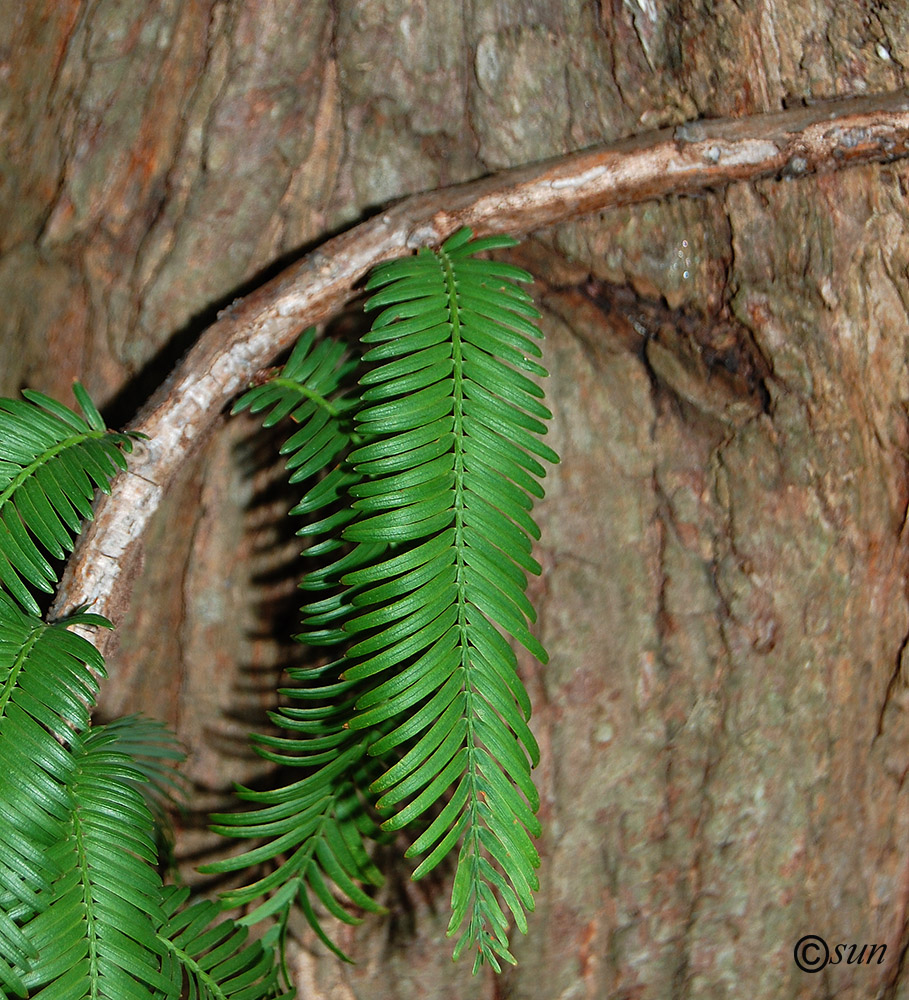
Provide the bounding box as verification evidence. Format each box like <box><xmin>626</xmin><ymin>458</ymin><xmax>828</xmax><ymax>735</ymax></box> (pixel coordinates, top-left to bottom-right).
<box><xmin>3</xmin><ymin>3</ymin><xmax>909</xmax><ymax>998</ymax></box>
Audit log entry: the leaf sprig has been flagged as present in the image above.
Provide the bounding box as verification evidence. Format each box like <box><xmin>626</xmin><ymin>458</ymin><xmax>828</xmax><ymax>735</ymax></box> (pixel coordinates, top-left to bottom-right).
<box><xmin>218</xmin><ymin>229</ymin><xmax>556</xmax><ymax>972</ymax></box>
<box><xmin>350</xmin><ymin>229</ymin><xmax>556</xmax><ymax>971</ymax></box>
<box><xmin>0</xmin><ymin>388</ymin><xmax>133</xmax><ymax>615</ymax></box>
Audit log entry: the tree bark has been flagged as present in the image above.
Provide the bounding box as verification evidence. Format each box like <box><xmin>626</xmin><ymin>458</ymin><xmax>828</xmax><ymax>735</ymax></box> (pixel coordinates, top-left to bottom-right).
<box><xmin>4</xmin><ymin>3</ymin><xmax>909</xmax><ymax>998</ymax></box>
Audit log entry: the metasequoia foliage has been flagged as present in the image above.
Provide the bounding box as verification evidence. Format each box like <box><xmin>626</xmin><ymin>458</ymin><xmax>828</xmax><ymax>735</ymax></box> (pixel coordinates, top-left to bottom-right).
<box><xmin>0</xmin><ymin>230</ymin><xmax>555</xmax><ymax>996</ymax></box>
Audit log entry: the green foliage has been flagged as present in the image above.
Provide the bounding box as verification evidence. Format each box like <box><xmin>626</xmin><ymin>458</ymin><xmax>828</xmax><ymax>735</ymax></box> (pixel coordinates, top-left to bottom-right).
<box><xmin>0</xmin><ymin>389</ymin><xmax>287</xmax><ymax>999</ymax></box>
<box><xmin>204</xmin><ymin>329</ymin><xmax>387</xmax><ymax>962</ymax></box>
<box><xmin>158</xmin><ymin>888</ymin><xmax>291</xmax><ymax>1000</ymax></box>
<box><xmin>16</xmin><ymin>727</ymin><xmax>285</xmax><ymax>1000</ymax></box>
<box><xmin>353</xmin><ymin>230</ymin><xmax>555</xmax><ymax>971</ymax></box>
<box><xmin>218</xmin><ymin>229</ymin><xmax>557</xmax><ymax>972</ymax></box>
<box><xmin>0</xmin><ymin>597</ymin><xmax>109</xmax><ymax>997</ymax></box>
<box><xmin>0</xmin><ymin>229</ymin><xmax>555</xmax><ymax>992</ymax></box>
<box><xmin>0</xmin><ymin>390</ymin><xmax>133</xmax><ymax>615</ymax></box>
<box><xmin>19</xmin><ymin>726</ymin><xmax>173</xmax><ymax>1000</ymax></box>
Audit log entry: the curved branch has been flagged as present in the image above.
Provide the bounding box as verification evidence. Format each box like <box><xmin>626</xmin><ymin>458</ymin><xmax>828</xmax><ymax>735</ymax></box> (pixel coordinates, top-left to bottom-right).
<box><xmin>53</xmin><ymin>90</ymin><xmax>909</xmax><ymax>646</ymax></box>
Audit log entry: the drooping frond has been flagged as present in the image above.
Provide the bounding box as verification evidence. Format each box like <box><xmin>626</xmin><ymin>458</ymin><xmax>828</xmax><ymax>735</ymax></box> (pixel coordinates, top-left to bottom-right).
<box><xmin>0</xmin><ymin>386</ymin><xmax>133</xmax><ymax>615</ymax></box>
<box><xmin>0</xmin><ymin>596</ymin><xmax>110</xmax><ymax>998</ymax></box>
<box><xmin>232</xmin><ymin>328</ymin><xmax>383</xmax><ymax>641</ymax></box>
<box><xmin>19</xmin><ymin>726</ymin><xmax>173</xmax><ymax>1000</ymax></box>
<box><xmin>213</xmin><ymin>230</ymin><xmax>555</xmax><ymax>973</ymax></box>
<box><xmin>203</xmin><ymin>662</ymin><xmax>387</xmax><ymax>962</ymax></box>
<box><xmin>339</xmin><ymin>228</ymin><xmax>556</xmax><ymax>971</ymax></box>
<box><xmin>207</xmin><ymin>331</ymin><xmax>387</xmax><ymax>961</ymax></box>
<box><xmin>158</xmin><ymin>887</ymin><xmax>290</xmax><ymax>1000</ymax></box>
<box><xmin>205</xmin><ymin>738</ymin><xmax>385</xmax><ymax>963</ymax></box>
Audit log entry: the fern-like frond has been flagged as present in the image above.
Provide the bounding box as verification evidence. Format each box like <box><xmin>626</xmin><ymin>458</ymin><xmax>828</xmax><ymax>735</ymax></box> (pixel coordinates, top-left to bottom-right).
<box><xmin>0</xmin><ymin>387</ymin><xmax>133</xmax><ymax>615</ymax></box>
<box><xmin>159</xmin><ymin>887</ymin><xmax>290</xmax><ymax>1000</ymax></box>
<box><xmin>19</xmin><ymin>726</ymin><xmax>173</xmax><ymax>1000</ymax></box>
<box><xmin>0</xmin><ymin>597</ymin><xmax>111</xmax><ymax>998</ymax></box>
<box><xmin>340</xmin><ymin>228</ymin><xmax>556</xmax><ymax>972</ymax></box>
<box><xmin>232</xmin><ymin>329</ymin><xmax>381</xmax><ymax>639</ymax></box>
<box><xmin>204</xmin><ymin>723</ymin><xmax>384</xmax><ymax>963</ymax></box>
<box><xmin>217</xmin><ymin>232</ymin><xmax>554</xmax><ymax>972</ymax></box>
<box><xmin>209</xmin><ymin>332</ymin><xmax>386</xmax><ymax>960</ymax></box>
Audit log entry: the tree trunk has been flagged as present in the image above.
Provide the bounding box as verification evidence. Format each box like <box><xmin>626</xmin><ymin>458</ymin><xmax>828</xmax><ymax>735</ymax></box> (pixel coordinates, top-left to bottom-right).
<box><xmin>3</xmin><ymin>2</ymin><xmax>909</xmax><ymax>997</ymax></box>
